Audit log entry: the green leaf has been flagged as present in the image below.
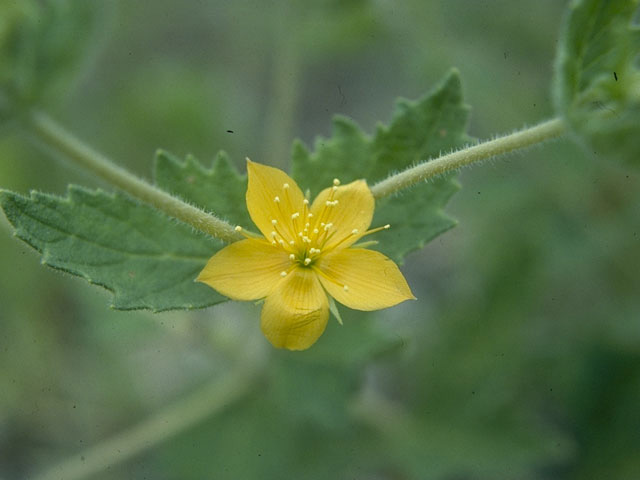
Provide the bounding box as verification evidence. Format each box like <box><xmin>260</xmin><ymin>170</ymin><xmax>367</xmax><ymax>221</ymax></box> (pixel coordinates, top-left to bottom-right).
<box><xmin>154</xmin><ymin>150</ymin><xmax>251</xmax><ymax>228</ymax></box>
<box><xmin>292</xmin><ymin>70</ymin><xmax>469</xmax><ymax>263</ymax></box>
<box><xmin>553</xmin><ymin>0</ymin><xmax>640</xmax><ymax>164</ymax></box>
<box><xmin>0</xmin><ymin>186</ymin><xmax>224</xmax><ymax>311</ymax></box>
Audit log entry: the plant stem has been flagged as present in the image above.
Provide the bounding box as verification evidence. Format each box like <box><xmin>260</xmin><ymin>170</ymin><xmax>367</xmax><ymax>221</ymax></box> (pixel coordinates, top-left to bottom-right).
<box><xmin>370</xmin><ymin>117</ymin><xmax>566</xmax><ymax>199</ymax></box>
<box><xmin>27</xmin><ymin>111</ymin><xmax>243</xmax><ymax>243</ymax></box>
<box><xmin>31</xmin><ymin>353</ymin><xmax>264</xmax><ymax>480</ymax></box>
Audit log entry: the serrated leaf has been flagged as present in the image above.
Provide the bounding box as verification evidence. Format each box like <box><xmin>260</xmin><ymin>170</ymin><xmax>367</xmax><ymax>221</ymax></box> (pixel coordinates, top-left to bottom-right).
<box><xmin>292</xmin><ymin>70</ymin><xmax>469</xmax><ymax>263</ymax></box>
<box><xmin>553</xmin><ymin>0</ymin><xmax>640</xmax><ymax>164</ymax></box>
<box><xmin>0</xmin><ymin>186</ymin><xmax>224</xmax><ymax>311</ymax></box>
<box><xmin>154</xmin><ymin>150</ymin><xmax>251</xmax><ymax>228</ymax></box>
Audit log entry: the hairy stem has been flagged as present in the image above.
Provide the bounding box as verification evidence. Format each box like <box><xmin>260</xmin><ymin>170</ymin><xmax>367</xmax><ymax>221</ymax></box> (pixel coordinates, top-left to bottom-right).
<box><xmin>27</xmin><ymin>111</ymin><xmax>243</xmax><ymax>243</ymax></box>
<box><xmin>31</xmin><ymin>350</ymin><xmax>265</xmax><ymax>480</ymax></box>
<box><xmin>370</xmin><ymin>118</ymin><xmax>566</xmax><ymax>199</ymax></box>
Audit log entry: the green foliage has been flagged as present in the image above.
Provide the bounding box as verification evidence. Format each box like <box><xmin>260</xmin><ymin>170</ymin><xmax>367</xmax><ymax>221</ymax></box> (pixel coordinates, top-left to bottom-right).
<box><xmin>0</xmin><ymin>186</ymin><xmax>223</xmax><ymax>311</ymax></box>
<box><xmin>554</xmin><ymin>0</ymin><xmax>640</xmax><ymax>164</ymax></box>
<box><xmin>0</xmin><ymin>0</ymin><xmax>103</xmax><ymax>122</ymax></box>
<box><xmin>154</xmin><ymin>150</ymin><xmax>251</xmax><ymax>228</ymax></box>
<box><xmin>293</xmin><ymin>70</ymin><xmax>469</xmax><ymax>263</ymax></box>
<box><xmin>1</xmin><ymin>72</ymin><xmax>465</xmax><ymax>310</ymax></box>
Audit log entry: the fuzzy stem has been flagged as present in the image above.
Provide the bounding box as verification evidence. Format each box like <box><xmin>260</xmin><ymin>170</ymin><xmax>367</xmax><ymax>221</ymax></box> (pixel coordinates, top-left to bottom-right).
<box><xmin>27</xmin><ymin>111</ymin><xmax>243</xmax><ymax>243</ymax></box>
<box><xmin>370</xmin><ymin>118</ymin><xmax>566</xmax><ymax>199</ymax></box>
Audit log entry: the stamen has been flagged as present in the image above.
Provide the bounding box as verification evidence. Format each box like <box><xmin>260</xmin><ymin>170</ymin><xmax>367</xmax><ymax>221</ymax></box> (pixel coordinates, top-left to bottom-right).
<box><xmin>303</xmin><ymin>236</ymin><xmax>311</xmax><ymax>243</ymax></box>
<box><xmin>303</xmin><ymin>199</ymin><xmax>309</xmax><ymax>205</ymax></box>
<box><xmin>332</xmin><ymin>186</ymin><xmax>338</xmax><ymax>192</ymax></box>
<box><xmin>283</xmin><ymin>183</ymin><xmax>289</xmax><ymax>189</ymax></box>
<box><xmin>289</xmin><ymin>254</ymin><xmax>295</xmax><ymax>261</ymax></box>
<box><xmin>343</xmin><ymin>285</ymin><xmax>349</xmax><ymax>292</ymax></box>
<box><xmin>304</xmin><ymin>258</ymin><xmax>312</xmax><ymax>266</ymax></box>
<box><xmin>333</xmin><ymin>178</ymin><xmax>340</xmax><ymax>186</ymax></box>
<box><xmin>313</xmin><ymin>228</ymin><xmax>319</xmax><ymax>234</ymax></box>
<box><xmin>352</xmin><ymin>229</ymin><xmax>359</xmax><ymax>234</ymax></box>
<box><xmin>324</xmin><ymin>223</ymin><xmax>333</xmax><ymax>231</ymax></box>
<box><xmin>271</xmin><ymin>219</ymin><xmax>277</xmax><ymax>225</ymax></box>
<box><xmin>234</xmin><ymin>226</ymin><xmax>242</xmax><ymax>232</ymax></box>
<box><xmin>307</xmin><ymin>213</ymin><xmax>313</xmax><ymax>218</ymax></box>
<box><xmin>384</xmin><ymin>224</ymin><xmax>390</xmax><ymax>229</ymax></box>
<box><xmin>271</xmin><ymin>231</ymin><xmax>277</xmax><ymax>238</ymax></box>
<box><xmin>289</xmin><ymin>240</ymin><xmax>295</xmax><ymax>246</ymax></box>
<box><xmin>291</xmin><ymin>212</ymin><xmax>300</xmax><ymax>219</ymax></box>
<box><xmin>274</xmin><ymin>196</ymin><xmax>280</xmax><ymax>203</ymax></box>
<box><xmin>280</xmin><ymin>271</ymin><xmax>287</xmax><ymax>277</ymax></box>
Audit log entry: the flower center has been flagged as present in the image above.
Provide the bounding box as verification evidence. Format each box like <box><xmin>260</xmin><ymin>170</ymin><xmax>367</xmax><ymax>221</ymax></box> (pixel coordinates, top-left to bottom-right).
<box><xmin>235</xmin><ymin>177</ymin><xmax>391</xmax><ymax>276</ymax></box>
<box><xmin>266</xmin><ymin>178</ymin><xmax>345</xmax><ymax>268</ymax></box>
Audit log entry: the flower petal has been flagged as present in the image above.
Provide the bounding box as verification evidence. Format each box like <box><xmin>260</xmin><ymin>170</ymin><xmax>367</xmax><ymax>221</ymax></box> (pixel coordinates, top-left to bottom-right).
<box><xmin>310</xmin><ymin>179</ymin><xmax>374</xmax><ymax>250</ymax></box>
<box><xmin>260</xmin><ymin>267</ymin><xmax>329</xmax><ymax>350</ymax></box>
<box><xmin>246</xmin><ymin>159</ymin><xmax>306</xmax><ymax>243</ymax></box>
<box><xmin>197</xmin><ymin>238</ymin><xmax>289</xmax><ymax>300</ymax></box>
<box><xmin>316</xmin><ymin>248</ymin><xmax>415</xmax><ymax>311</ymax></box>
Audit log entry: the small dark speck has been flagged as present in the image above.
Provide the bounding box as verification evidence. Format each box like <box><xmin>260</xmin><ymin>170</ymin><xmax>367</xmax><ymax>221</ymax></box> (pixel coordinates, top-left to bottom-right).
<box><xmin>533</xmin><ymin>103</ymin><xmax>536</xmax><ymax>107</ymax></box>
<box><xmin>549</xmin><ymin>388</ymin><xmax>553</xmax><ymax>392</ymax></box>
<box><xmin>226</xmin><ymin>130</ymin><xmax>234</xmax><ymax>134</ymax></box>
<box><xmin>503</xmin><ymin>51</ymin><xmax>509</xmax><ymax>60</ymax></box>
<box><xmin>471</xmin><ymin>391</ymin><xmax>476</xmax><ymax>395</ymax></box>
<box><xmin>614</xmin><ymin>71</ymin><xmax>618</xmax><ymax>81</ymax></box>
<box><xmin>73</xmin><ymin>404</ymin><xmax>77</xmax><ymax>409</ymax></box>
<box><xmin>477</xmin><ymin>191</ymin><xmax>481</xmax><ymax>195</ymax></box>
<box><xmin>81</xmin><ymin>456</ymin><xmax>85</xmax><ymax>461</ymax></box>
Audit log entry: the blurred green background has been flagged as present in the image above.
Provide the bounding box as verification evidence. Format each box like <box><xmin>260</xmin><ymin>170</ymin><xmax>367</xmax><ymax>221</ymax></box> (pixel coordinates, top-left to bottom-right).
<box><xmin>2</xmin><ymin>1</ymin><xmax>640</xmax><ymax>479</ymax></box>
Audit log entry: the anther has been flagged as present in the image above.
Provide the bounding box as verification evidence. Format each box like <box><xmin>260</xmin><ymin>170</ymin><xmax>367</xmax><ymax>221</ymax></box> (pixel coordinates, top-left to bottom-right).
<box><xmin>303</xmin><ymin>236</ymin><xmax>311</xmax><ymax>243</ymax></box>
<box><xmin>332</xmin><ymin>186</ymin><xmax>338</xmax><ymax>192</ymax></box>
<box><xmin>278</xmin><ymin>239</ymin><xmax>285</xmax><ymax>245</ymax></box>
<box><xmin>313</xmin><ymin>228</ymin><xmax>319</xmax><ymax>234</ymax></box>
<box><xmin>289</xmin><ymin>254</ymin><xmax>295</xmax><ymax>261</ymax></box>
<box><xmin>303</xmin><ymin>199</ymin><xmax>309</xmax><ymax>205</ymax></box>
<box><xmin>307</xmin><ymin>213</ymin><xmax>313</xmax><ymax>218</ymax></box>
<box><xmin>384</xmin><ymin>224</ymin><xmax>390</xmax><ymax>229</ymax></box>
<box><xmin>343</xmin><ymin>285</ymin><xmax>349</xmax><ymax>292</ymax></box>
<box><xmin>291</xmin><ymin>212</ymin><xmax>300</xmax><ymax>219</ymax></box>
<box><xmin>333</xmin><ymin>178</ymin><xmax>340</xmax><ymax>186</ymax></box>
<box><xmin>271</xmin><ymin>231</ymin><xmax>277</xmax><ymax>238</ymax></box>
<box><xmin>234</xmin><ymin>226</ymin><xmax>242</xmax><ymax>232</ymax></box>
<box><xmin>289</xmin><ymin>240</ymin><xmax>295</xmax><ymax>246</ymax></box>
<box><xmin>352</xmin><ymin>229</ymin><xmax>359</xmax><ymax>234</ymax></box>
<box><xmin>304</xmin><ymin>258</ymin><xmax>312</xmax><ymax>265</ymax></box>
<box><xmin>283</xmin><ymin>183</ymin><xmax>289</xmax><ymax>189</ymax></box>
<box><xmin>280</xmin><ymin>271</ymin><xmax>287</xmax><ymax>277</ymax></box>
<box><xmin>271</xmin><ymin>219</ymin><xmax>277</xmax><ymax>225</ymax></box>
<box><xmin>274</xmin><ymin>196</ymin><xmax>280</xmax><ymax>203</ymax></box>
<box><xmin>324</xmin><ymin>223</ymin><xmax>333</xmax><ymax>231</ymax></box>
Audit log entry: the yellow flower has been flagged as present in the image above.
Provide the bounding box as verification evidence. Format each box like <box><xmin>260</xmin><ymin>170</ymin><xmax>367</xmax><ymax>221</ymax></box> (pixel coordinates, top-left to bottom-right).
<box><xmin>197</xmin><ymin>160</ymin><xmax>415</xmax><ymax>350</ymax></box>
